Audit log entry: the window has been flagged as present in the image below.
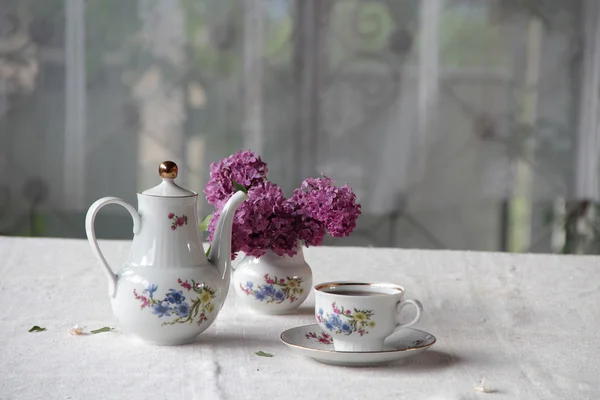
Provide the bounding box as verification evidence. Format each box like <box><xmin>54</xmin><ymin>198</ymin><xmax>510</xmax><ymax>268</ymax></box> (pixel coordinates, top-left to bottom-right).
<box><xmin>1</xmin><ymin>0</ymin><xmax>598</xmax><ymax>253</ymax></box>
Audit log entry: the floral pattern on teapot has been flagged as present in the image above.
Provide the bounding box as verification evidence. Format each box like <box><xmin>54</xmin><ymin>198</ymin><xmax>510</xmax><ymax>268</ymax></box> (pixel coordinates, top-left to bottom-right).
<box><xmin>133</xmin><ymin>279</ymin><xmax>216</xmax><ymax>326</ymax></box>
<box><xmin>317</xmin><ymin>302</ymin><xmax>375</xmax><ymax>336</ymax></box>
<box><xmin>239</xmin><ymin>273</ymin><xmax>304</xmax><ymax>304</ymax></box>
<box><xmin>168</xmin><ymin>213</ymin><xmax>188</xmax><ymax>231</ymax></box>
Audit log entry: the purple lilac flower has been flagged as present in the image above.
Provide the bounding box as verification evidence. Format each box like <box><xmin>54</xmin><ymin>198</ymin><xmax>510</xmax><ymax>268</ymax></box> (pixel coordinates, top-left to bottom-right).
<box><xmin>289</xmin><ymin>204</ymin><xmax>326</xmax><ymax>247</ymax></box>
<box><xmin>208</xmin><ymin>181</ymin><xmax>299</xmax><ymax>258</ymax></box>
<box><xmin>290</xmin><ymin>176</ymin><xmax>361</xmax><ymax>240</ymax></box>
<box><xmin>204</xmin><ymin>153</ymin><xmax>361</xmax><ymax>259</ymax></box>
<box><xmin>204</xmin><ymin>150</ymin><xmax>268</xmax><ymax>207</ymax></box>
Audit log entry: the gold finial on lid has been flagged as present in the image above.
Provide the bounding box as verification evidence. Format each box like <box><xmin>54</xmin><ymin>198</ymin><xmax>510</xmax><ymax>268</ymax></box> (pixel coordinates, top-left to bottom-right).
<box><xmin>159</xmin><ymin>161</ymin><xmax>178</xmax><ymax>179</ymax></box>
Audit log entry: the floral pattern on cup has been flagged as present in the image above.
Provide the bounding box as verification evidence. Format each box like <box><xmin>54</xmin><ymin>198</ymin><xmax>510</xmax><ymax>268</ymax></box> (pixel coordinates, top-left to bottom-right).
<box><xmin>239</xmin><ymin>273</ymin><xmax>304</xmax><ymax>304</ymax></box>
<box><xmin>168</xmin><ymin>213</ymin><xmax>188</xmax><ymax>231</ymax></box>
<box><xmin>316</xmin><ymin>302</ymin><xmax>375</xmax><ymax>336</ymax></box>
<box><xmin>305</xmin><ymin>331</ymin><xmax>333</xmax><ymax>345</ymax></box>
<box><xmin>133</xmin><ymin>279</ymin><xmax>216</xmax><ymax>326</ymax></box>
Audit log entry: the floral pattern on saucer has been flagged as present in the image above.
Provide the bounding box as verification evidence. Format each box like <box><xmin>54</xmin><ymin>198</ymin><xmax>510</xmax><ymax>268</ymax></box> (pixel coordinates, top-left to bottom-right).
<box><xmin>133</xmin><ymin>279</ymin><xmax>216</xmax><ymax>326</ymax></box>
<box><xmin>280</xmin><ymin>324</ymin><xmax>437</xmax><ymax>366</ymax></box>
<box><xmin>305</xmin><ymin>331</ymin><xmax>333</xmax><ymax>345</ymax></box>
<box><xmin>316</xmin><ymin>302</ymin><xmax>375</xmax><ymax>336</ymax></box>
<box><xmin>239</xmin><ymin>273</ymin><xmax>304</xmax><ymax>304</ymax></box>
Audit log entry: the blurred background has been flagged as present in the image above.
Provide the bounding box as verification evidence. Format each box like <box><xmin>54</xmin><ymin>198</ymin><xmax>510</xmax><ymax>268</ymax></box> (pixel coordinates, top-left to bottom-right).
<box><xmin>1</xmin><ymin>0</ymin><xmax>600</xmax><ymax>254</ymax></box>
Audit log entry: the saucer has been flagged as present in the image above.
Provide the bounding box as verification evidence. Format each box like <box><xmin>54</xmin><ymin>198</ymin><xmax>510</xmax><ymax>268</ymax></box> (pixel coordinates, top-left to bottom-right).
<box><xmin>280</xmin><ymin>324</ymin><xmax>436</xmax><ymax>367</ymax></box>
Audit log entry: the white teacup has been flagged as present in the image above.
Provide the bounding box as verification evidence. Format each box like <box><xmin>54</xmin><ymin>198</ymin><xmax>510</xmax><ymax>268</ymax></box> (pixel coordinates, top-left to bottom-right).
<box><xmin>314</xmin><ymin>282</ymin><xmax>423</xmax><ymax>352</ymax></box>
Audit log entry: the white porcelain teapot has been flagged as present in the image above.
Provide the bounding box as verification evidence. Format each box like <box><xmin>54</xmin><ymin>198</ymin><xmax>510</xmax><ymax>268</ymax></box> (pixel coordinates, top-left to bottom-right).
<box><xmin>85</xmin><ymin>161</ymin><xmax>247</xmax><ymax>345</ymax></box>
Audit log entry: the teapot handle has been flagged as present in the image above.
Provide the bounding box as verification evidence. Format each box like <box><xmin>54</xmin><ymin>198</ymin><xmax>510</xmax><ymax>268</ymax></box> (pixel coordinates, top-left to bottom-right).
<box><xmin>85</xmin><ymin>197</ymin><xmax>141</xmax><ymax>297</ymax></box>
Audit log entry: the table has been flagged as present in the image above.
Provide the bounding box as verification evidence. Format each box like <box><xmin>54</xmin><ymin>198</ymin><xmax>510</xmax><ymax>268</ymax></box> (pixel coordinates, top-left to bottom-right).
<box><xmin>1</xmin><ymin>237</ymin><xmax>599</xmax><ymax>399</ymax></box>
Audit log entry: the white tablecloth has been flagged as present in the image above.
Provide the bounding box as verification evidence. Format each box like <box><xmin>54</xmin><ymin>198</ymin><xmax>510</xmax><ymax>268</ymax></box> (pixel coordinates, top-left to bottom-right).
<box><xmin>0</xmin><ymin>237</ymin><xmax>599</xmax><ymax>399</ymax></box>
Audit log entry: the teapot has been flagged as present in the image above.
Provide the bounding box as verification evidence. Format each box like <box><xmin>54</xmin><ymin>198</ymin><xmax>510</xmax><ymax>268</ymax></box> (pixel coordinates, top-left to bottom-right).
<box><xmin>85</xmin><ymin>161</ymin><xmax>247</xmax><ymax>345</ymax></box>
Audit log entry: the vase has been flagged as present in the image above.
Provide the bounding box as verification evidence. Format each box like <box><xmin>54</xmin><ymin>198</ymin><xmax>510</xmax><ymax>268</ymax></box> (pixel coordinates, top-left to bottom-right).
<box><xmin>232</xmin><ymin>245</ymin><xmax>313</xmax><ymax>314</ymax></box>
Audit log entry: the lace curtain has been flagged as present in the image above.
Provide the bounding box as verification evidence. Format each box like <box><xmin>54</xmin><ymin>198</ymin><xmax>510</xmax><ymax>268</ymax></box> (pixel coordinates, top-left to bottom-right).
<box><xmin>1</xmin><ymin>0</ymin><xmax>599</xmax><ymax>253</ymax></box>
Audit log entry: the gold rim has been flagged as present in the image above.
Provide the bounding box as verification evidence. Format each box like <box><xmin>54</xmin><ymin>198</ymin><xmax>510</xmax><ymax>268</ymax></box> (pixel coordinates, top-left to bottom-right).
<box><xmin>314</xmin><ymin>281</ymin><xmax>405</xmax><ymax>295</ymax></box>
<box><xmin>279</xmin><ymin>324</ymin><xmax>436</xmax><ymax>354</ymax></box>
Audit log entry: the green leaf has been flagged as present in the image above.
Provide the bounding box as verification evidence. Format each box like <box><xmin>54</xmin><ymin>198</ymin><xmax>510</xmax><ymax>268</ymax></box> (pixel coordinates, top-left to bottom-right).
<box><xmin>199</xmin><ymin>213</ymin><xmax>213</xmax><ymax>231</ymax></box>
<box><xmin>232</xmin><ymin>180</ymin><xmax>248</xmax><ymax>194</ymax></box>
<box><xmin>28</xmin><ymin>325</ymin><xmax>46</xmax><ymax>332</ymax></box>
<box><xmin>205</xmin><ymin>245</ymin><xmax>211</xmax><ymax>258</ymax></box>
<box><xmin>255</xmin><ymin>351</ymin><xmax>273</xmax><ymax>357</ymax></box>
<box><xmin>90</xmin><ymin>327</ymin><xmax>114</xmax><ymax>334</ymax></box>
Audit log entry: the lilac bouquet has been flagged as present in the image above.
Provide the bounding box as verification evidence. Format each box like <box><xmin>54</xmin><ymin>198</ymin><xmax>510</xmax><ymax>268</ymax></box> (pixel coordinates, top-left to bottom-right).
<box><xmin>204</xmin><ymin>150</ymin><xmax>268</xmax><ymax>208</ymax></box>
<box><xmin>205</xmin><ymin>151</ymin><xmax>361</xmax><ymax>259</ymax></box>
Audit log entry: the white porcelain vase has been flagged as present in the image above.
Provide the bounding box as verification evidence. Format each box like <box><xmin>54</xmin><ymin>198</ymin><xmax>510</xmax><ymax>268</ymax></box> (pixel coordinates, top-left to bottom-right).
<box><xmin>232</xmin><ymin>246</ymin><xmax>312</xmax><ymax>314</ymax></box>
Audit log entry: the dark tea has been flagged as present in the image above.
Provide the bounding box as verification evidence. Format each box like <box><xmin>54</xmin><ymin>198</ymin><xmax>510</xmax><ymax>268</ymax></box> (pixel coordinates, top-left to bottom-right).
<box><xmin>322</xmin><ymin>289</ymin><xmax>387</xmax><ymax>296</ymax></box>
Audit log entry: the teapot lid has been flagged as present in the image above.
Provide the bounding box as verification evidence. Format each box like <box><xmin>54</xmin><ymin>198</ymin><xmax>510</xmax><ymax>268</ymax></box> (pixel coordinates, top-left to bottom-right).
<box><xmin>141</xmin><ymin>161</ymin><xmax>196</xmax><ymax>197</ymax></box>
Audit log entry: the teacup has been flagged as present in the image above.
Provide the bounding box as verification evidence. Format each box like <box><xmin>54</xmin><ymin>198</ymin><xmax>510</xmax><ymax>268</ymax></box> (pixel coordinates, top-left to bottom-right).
<box><xmin>314</xmin><ymin>282</ymin><xmax>423</xmax><ymax>352</ymax></box>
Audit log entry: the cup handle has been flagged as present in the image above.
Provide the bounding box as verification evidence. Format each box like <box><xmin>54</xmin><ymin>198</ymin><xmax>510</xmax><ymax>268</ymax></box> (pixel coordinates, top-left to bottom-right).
<box><xmin>392</xmin><ymin>299</ymin><xmax>423</xmax><ymax>332</ymax></box>
<box><xmin>85</xmin><ymin>197</ymin><xmax>141</xmax><ymax>297</ymax></box>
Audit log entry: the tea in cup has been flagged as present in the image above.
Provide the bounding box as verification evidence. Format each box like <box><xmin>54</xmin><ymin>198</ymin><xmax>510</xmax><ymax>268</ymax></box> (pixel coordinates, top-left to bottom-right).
<box><xmin>314</xmin><ymin>282</ymin><xmax>423</xmax><ymax>352</ymax></box>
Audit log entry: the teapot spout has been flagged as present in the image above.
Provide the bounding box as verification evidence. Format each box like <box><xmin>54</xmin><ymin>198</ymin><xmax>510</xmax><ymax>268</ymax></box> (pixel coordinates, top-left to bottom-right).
<box><xmin>207</xmin><ymin>190</ymin><xmax>248</xmax><ymax>309</ymax></box>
